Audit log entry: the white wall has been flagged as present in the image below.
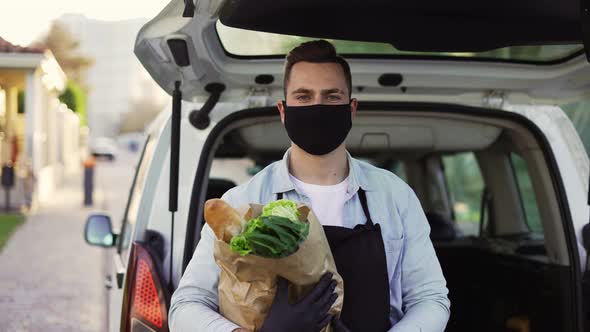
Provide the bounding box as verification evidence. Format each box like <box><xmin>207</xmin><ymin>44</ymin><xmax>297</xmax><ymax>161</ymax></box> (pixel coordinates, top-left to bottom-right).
<box><xmin>58</xmin><ymin>14</ymin><xmax>168</xmax><ymax>140</ymax></box>
<box><xmin>25</xmin><ymin>67</ymin><xmax>81</xmax><ymax>209</ymax></box>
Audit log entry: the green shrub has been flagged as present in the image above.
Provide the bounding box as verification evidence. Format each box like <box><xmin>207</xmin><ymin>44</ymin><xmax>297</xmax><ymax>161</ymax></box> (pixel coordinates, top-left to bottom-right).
<box><xmin>59</xmin><ymin>81</ymin><xmax>87</xmax><ymax>127</ymax></box>
<box><xmin>0</xmin><ymin>213</ymin><xmax>25</xmax><ymax>252</ymax></box>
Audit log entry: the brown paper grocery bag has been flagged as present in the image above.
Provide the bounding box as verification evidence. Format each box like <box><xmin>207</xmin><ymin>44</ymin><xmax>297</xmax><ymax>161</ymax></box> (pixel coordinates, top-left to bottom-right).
<box><xmin>213</xmin><ymin>203</ymin><xmax>344</xmax><ymax>332</ymax></box>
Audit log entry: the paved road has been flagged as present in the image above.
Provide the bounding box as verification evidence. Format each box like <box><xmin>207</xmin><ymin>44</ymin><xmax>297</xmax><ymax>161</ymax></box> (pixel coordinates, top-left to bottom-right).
<box><xmin>0</xmin><ymin>150</ymin><xmax>139</xmax><ymax>332</ymax></box>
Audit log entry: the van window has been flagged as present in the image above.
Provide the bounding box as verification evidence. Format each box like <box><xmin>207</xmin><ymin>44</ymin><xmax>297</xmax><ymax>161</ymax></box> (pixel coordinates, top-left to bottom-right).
<box><xmin>442</xmin><ymin>152</ymin><xmax>485</xmax><ymax>237</ymax></box>
<box><xmin>511</xmin><ymin>154</ymin><xmax>543</xmax><ymax>233</ymax></box>
<box><xmin>389</xmin><ymin>160</ymin><xmax>406</xmax><ymax>181</ymax></box>
<box><xmin>209</xmin><ymin>158</ymin><xmax>256</xmax><ymax>185</ymax></box>
<box><xmin>562</xmin><ymin>101</ymin><xmax>590</xmax><ymax>157</ymax></box>
<box><xmin>216</xmin><ymin>20</ymin><xmax>582</xmax><ymax>62</ymax></box>
<box><xmin>118</xmin><ymin>135</ymin><xmax>157</xmax><ymax>261</ymax></box>
<box><xmin>362</xmin><ymin>159</ymin><xmax>407</xmax><ymax>181</ymax></box>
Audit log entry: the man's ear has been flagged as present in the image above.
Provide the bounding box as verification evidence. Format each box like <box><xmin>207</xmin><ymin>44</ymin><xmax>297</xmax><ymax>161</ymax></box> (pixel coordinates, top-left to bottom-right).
<box><xmin>350</xmin><ymin>98</ymin><xmax>358</xmax><ymax>120</ymax></box>
<box><xmin>277</xmin><ymin>100</ymin><xmax>286</xmax><ymax>124</ymax></box>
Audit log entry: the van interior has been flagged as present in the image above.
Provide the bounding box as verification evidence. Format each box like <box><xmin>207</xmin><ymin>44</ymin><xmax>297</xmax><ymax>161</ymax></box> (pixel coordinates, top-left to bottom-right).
<box><xmin>187</xmin><ymin>106</ymin><xmax>578</xmax><ymax>332</ymax></box>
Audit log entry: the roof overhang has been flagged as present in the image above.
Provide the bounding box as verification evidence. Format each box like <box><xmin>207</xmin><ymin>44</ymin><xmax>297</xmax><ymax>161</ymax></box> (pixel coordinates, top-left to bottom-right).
<box><xmin>0</xmin><ymin>52</ymin><xmax>45</xmax><ymax>69</ymax></box>
<box><xmin>0</xmin><ymin>51</ymin><xmax>67</xmax><ymax>93</ymax></box>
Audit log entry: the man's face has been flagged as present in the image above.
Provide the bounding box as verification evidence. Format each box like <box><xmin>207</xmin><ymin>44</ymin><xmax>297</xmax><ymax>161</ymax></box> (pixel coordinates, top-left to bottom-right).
<box><xmin>277</xmin><ymin>61</ymin><xmax>357</xmax><ymax>124</ymax></box>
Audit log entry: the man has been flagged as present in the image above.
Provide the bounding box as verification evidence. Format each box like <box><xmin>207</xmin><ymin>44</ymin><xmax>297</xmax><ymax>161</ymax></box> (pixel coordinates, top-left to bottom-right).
<box><xmin>169</xmin><ymin>40</ymin><xmax>450</xmax><ymax>332</ymax></box>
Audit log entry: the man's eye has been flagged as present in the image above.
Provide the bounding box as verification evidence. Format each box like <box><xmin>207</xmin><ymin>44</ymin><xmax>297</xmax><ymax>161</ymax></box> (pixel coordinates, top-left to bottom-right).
<box><xmin>328</xmin><ymin>95</ymin><xmax>342</xmax><ymax>100</ymax></box>
<box><xmin>296</xmin><ymin>95</ymin><xmax>310</xmax><ymax>101</ymax></box>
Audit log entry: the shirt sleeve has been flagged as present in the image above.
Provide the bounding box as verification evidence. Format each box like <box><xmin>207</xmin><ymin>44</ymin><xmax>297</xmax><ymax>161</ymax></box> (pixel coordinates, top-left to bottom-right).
<box><xmin>391</xmin><ymin>188</ymin><xmax>451</xmax><ymax>332</ymax></box>
<box><xmin>168</xmin><ymin>198</ymin><xmax>242</xmax><ymax>332</ymax></box>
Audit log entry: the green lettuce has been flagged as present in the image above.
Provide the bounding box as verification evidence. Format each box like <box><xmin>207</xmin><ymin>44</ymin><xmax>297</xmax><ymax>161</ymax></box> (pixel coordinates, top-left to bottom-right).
<box><xmin>261</xmin><ymin>199</ymin><xmax>300</xmax><ymax>222</ymax></box>
<box><xmin>229</xmin><ymin>235</ymin><xmax>252</xmax><ymax>256</ymax></box>
<box><xmin>229</xmin><ymin>199</ymin><xmax>309</xmax><ymax>258</ymax></box>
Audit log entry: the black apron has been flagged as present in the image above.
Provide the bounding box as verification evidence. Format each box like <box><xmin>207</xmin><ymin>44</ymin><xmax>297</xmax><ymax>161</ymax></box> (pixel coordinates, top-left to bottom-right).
<box><xmin>277</xmin><ymin>188</ymin><xmax>391</xmax><ymax>332</ymax></box>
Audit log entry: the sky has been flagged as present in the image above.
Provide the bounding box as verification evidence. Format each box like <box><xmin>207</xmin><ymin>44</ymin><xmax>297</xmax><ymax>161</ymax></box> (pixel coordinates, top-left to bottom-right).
<box><xmin>0</xmin><ymin>0</ymin><xmax>167</xmax><ymax>45</ymax></box>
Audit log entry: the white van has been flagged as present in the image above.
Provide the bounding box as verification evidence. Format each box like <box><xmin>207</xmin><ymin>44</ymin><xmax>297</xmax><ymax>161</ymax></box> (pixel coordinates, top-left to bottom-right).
<box><xmin>84</xmin><ymin>0</ymin><xmax>590</xmax><ymax>331</ymax></box>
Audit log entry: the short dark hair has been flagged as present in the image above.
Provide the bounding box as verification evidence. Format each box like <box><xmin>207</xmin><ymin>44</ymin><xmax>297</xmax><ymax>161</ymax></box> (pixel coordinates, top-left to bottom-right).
<box><xmin>283</xmin><ymin>40</ymin><xmax>352</xmax><ymax>98</ymax></box>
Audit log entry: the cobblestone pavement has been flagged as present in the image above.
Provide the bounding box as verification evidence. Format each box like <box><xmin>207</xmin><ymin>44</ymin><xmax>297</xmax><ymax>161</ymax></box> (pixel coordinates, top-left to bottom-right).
<box><xmin>0</xmin><ymin>151</ymin><xmax>138</xmax><ymax>332</ymax></box>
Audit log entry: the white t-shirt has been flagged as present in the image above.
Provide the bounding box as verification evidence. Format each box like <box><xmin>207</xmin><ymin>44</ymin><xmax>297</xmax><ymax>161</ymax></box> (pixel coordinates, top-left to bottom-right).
<box><xmin>289</xmin><ymin>174</ymin><xmax>349</xmax><ymax>227</ymax></box>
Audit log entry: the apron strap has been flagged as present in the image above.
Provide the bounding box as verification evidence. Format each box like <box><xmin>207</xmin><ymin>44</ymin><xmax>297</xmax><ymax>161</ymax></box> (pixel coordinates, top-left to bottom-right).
<box><xmin>357</xmin><ymin>188</ymin><xmax>374</xmax><ymax>226</ymax></box>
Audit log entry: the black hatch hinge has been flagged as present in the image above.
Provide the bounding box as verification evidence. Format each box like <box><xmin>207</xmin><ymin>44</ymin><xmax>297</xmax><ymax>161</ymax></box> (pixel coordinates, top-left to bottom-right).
<box><xmin>189</xmin><ymin>83</ymin><xmax>226</xmax><ymax>130</ymax></box>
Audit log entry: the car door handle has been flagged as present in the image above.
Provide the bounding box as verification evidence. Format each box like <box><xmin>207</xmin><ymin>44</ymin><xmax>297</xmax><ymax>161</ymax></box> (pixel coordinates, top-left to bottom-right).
<box><xmin>104</xmin><ymin>275</ymin><xmax>113</xmax><ymax>289</ymax></box>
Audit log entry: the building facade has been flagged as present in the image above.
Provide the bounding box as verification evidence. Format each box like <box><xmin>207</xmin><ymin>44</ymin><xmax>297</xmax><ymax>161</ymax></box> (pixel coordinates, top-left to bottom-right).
<box><xmin>0</xmin><ymin>37</ymin><xmax>82</xmax><ymax>212</ymax></box>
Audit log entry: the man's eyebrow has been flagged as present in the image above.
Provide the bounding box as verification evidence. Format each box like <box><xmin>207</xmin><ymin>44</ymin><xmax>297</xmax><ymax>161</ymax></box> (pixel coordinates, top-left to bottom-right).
<box><xmin>320</xmin><ymin>88</ymin><xmax>345</xmax><ymax>95</ymax></box>
<box><xmin>291</xmin><ymin>88</ymin><xmax>313</xmax><ymax>95</ymax></box>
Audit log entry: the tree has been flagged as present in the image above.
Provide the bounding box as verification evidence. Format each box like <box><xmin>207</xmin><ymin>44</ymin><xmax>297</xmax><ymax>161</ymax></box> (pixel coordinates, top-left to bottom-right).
<box><xmin>31</xmin><ymin>21</ymin><xmax>92</xmax><ymax>126</ymax></box>
<box><xmin>58</xmin><ymin>81</ymin><xmax>87</xmax><ymax>126</ymax></box>
<box><xmin>119</xmin><ymin>78</ymin><xmax>167</xmax><ymax>134</ymax></box>
<box><xmin>30</xmin><ymin>21</ymin><xmax>94</xmax><ymax>88</ymax></box>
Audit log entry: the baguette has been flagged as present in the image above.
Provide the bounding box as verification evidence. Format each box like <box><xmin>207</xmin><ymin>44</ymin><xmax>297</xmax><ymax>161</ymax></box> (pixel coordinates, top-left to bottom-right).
<box><xmin>204</xmin><ymin>199</ymin><xmax>244</xmax><ymax>243</ymax></box>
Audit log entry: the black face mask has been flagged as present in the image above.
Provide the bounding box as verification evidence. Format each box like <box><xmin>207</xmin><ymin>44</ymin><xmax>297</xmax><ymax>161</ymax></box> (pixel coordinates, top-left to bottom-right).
<box><xmin>282</xmin><ymin>101</ymin><xmax>353</xmax><ymax>156</ymax></box>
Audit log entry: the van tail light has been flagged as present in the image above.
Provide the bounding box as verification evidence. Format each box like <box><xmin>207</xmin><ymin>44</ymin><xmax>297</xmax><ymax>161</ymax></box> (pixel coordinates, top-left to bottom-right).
<box><xmin>121</xmin><ymin>242</ymin><xmax>170</xmax><ymax>332</ymax></box>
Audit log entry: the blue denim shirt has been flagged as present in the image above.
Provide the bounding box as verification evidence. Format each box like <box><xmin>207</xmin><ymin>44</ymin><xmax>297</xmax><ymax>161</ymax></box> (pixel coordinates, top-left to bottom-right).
<box><xmin>169</xmin><ymin>148</ymin><xmax>450</xmax><ymax>332</ymax></box>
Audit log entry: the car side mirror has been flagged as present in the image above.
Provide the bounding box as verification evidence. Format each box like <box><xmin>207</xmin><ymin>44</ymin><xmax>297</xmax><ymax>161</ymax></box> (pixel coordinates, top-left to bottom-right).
<box><xmin>84</xmin><ymin>213</ymin><xmax>117</xmax><ymax>247</ymax></box>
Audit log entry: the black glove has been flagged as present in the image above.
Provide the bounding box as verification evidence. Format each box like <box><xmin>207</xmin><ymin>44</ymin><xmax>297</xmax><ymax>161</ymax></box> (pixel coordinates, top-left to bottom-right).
<box><xmin>259</xmin><ymin>272</ymin><xmax>338</xmax><ymax>332</ymax></box>
<box><xmin>331</xmin><ymin>317</ymin><xmax>351</xmax><ymax>332</ymax></box>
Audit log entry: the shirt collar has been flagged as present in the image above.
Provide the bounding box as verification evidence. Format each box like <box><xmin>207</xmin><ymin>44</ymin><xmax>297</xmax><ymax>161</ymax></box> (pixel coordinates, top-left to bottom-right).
<box><xmin>272</xmin><ymin>149</ymin><xmax>295</xmax><ymax>194</ymax></box>
<box><xmin>271</xmin><ymin>147</ymin><xmax>373</xmax><ymax>195</ymax></box>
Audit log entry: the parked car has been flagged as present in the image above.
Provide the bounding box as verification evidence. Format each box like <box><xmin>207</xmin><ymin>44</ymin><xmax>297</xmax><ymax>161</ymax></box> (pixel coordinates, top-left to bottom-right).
<box><xmin>90</xmin><ymin>136</ymin><xmax>119</xmax><ymax>161</ymax></box>
<box><xmin>84</xmin><ymin>1</ymin><xmax>590</xmax><ymax>331</ymax></box>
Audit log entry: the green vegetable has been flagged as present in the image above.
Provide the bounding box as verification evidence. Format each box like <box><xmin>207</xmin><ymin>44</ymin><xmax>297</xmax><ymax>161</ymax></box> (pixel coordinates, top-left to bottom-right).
<box><xmin>229</xmin><ymin>235</ymin><xmax>252</xmax><ymax>256</ymax></box>
<box><xmin>261</xmin><ymin>199</ymin><xmax>300</xmax><ymax>222</ymax></box>
<box><xmin>229</xmin><ymin>200</ymin><xmax>309</xmax><ymax>258</ymax></box>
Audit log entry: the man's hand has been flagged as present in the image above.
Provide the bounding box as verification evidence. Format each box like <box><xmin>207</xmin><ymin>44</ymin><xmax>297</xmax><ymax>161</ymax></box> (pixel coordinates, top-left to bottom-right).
<box><xmin>331</xmin><ymin>317</ymin><xmax>351</xmax><ymax>332</ymax></box>
<box><xmin>259</xmin><ymin>272</ymin><xmax>338</xmax><ymax>332</ymax></box>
